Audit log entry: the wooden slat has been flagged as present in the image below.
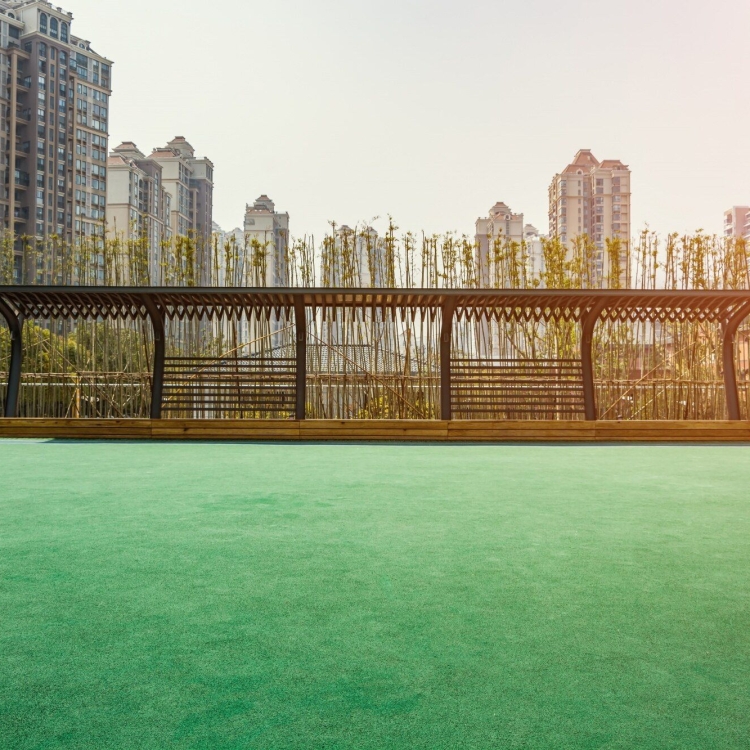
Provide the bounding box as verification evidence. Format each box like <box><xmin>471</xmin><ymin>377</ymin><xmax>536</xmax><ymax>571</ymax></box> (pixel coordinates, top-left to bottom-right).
<box><xmin>451</xmin><ymin>358</ymin><xmax>586</xmax><ymax>418</ymax></box>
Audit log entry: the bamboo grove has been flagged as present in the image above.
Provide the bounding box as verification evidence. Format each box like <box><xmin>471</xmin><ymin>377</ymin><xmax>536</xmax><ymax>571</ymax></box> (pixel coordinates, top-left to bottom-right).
<box><xmin>1</xmin><ymin>224</ymin><xmax>749</xmax><ymax>420</ymax></box>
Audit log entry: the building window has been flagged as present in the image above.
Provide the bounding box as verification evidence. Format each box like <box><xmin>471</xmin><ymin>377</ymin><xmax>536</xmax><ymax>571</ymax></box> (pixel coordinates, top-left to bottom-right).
<box><xmin>40</xmin><ymin>12</ymin><xmax>48</xmax><ymax>34</ymax></box>
<box><xmin>39</xmin><ymin>42</ymin><xmax>47</xmax><ymax>59</ymax></box>
<box><xmin>61</xmin><ymin>22</ymin><xmax>69</xmax><ymax>43</ymax></box>
<box><xmin>50</xmin><ymin>17</ymin><xmax>59</xmax><ymax>39</ymax></box>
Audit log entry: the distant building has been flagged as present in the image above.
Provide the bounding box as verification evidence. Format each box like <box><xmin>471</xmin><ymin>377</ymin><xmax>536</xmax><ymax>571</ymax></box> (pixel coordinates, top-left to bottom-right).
<box><xmin>320</xmin><ymin>224</ymin><xmax>380</xmax><ymax>287</ymax></box>
<box><xmin>243</xmin><ymin>195</ymin><xmax>289</xmax><ymax>286</ymax></box>
<box><xmin>475</xmin><ymin>202</ymin><xmax>544</xmax><ymax>286</ymax></box>
<box><xmin>723</xmin><ymin>206</ymin><xmax>750</xmax><ymax>239</ymax></box>
<box><xmin>523</xmin><ymin>223</ymin><xmax>545</xmax><ymax>282</ymax></box>
<box><xmin>1</xmin><ymin>0</ymin><xmax>112</xmax><ymax>282</ymax></box>
<box><xmin>106</xmin><ymin>142</ymin><xmax>171</xmax><ymax>283</ymax></box>
<box><xmin>548</xmin><ymin>149</ymin><xmax>631</xmax><ymax>286</ymax></box>
<box><xmin>211</xmin><ymin>220</ymin><xmax>243</xmax><ymax>285</ymax></box>
<box><xmin>148</xmin><ymin>137</ymin><xmax>214</xmax><ymax>284</ymax></box>
<box><xmin>105</xmin><ymin>136</ymin><xmax>213</xmax><ymax>284</ymax></box>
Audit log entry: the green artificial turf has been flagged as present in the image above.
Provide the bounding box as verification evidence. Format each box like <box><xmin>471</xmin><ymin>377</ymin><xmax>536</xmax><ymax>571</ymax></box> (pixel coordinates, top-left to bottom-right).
<box><xmin>1</xmin><ymin>440</ymin><xmax>750</xmax><ymax>749</ymax></box>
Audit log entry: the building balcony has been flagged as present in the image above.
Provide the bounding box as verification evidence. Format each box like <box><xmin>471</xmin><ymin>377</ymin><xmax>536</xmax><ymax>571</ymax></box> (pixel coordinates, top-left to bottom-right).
<box><xmin>14</xmin><ymin>170</ymin><xmax>30</xmax><ymax>188</ymax></box>
<box><xmin>13</xmin><ymin>207</ymin><xmax>29</xmax><ymax>222</ymax></box>
<box><xmin>16</xmin><ymin>76</ymin><xmax>31</xmax><ymax>90</ymax></box>
<box><xmin>15</xmin><ymin>109</ymin><xmax>31</xmax><ymax>122</ymax></box>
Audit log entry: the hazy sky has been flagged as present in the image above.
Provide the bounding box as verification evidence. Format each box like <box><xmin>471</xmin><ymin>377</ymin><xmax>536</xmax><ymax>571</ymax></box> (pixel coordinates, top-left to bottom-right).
<box><xmin>69</xmin><ymin>0</ymin><xmax>750</xmax><ymax>239</ymax></box>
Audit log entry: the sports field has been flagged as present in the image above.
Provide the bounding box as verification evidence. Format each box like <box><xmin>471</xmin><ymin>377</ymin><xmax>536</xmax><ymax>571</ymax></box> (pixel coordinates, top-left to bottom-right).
<box><xmin>1</xmin><ymin>440</ymin><xmax>749</xmax><ymax>749</ymax></box>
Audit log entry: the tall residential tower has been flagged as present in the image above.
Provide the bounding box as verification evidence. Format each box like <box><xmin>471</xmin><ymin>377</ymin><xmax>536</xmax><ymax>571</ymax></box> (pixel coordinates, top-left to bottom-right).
<box><xmin>1</xmin><ymin>0</ymin><xmax>112</xmax><ymax>282</ymax></box>
<box><xmin>548</xmin><ymin>149</ymin><xmax>631</xmax><ymax>286</ymax></box>
<box><xmin>105</xmin><ymin>142</ymin><xmax>171</xmax><ymax>283</ymax></box>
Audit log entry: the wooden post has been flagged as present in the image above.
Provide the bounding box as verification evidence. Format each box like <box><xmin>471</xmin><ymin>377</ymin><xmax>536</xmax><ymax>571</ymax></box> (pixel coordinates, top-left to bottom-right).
<box><xmin>0</xmin><ymin>298</ymin><xmax>23</xmax><ymax>418</ymax></box>
<box><xmin>143</xmin><ymin>297</ymin><xmax>166</xmax><ymax>420</ymax></box>
<box><xmin>722</xmin><ymin>302</ymin><xmax>750</xmax><ymax>421</ymax></box>
<box><xmin>294</xmin><ymin>298</ymin><xmax>307</xmax><ymax>420</ymax></box>
<box><xmin>440</xmin><ymin>299</ymin><xmax>455</xmax><ymax>421</ymax></box>
<box><xmin>580</xmin><ymin>300</ymin><xmax>606</xmax><ymax>422</ymax></box>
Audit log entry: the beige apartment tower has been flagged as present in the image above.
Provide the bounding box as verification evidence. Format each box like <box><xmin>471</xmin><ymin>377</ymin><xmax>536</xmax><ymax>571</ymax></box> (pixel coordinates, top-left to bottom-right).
<box><xmin>244</xmin><ymin>195</ymin><xmax>289</xmax><ymax>286</ymax></box>
<box><xmin>723</xmin><ymin>206</ymin><xmax>750</xmax><ymax>240</ymax></box>
<box><xmin>105</xmin><ymin>142</ymin><xmax>171</xmax><ymax>283</ymax></box>
<box><xmin>149</xmin><ymin>136</ymin><xmax>214</xmax><ymax>284</ymax></box>
<box><xmin>475</xmin><ymin>202</ymin><xmax>544</xmax><ymax>286</ymax></box>
<box><xmin>548</xmin><ymin>149</ymin><xmax>631</xmax><ymax>286</ymax></box>
<box><xmin>106</xmin><ymin>136</ymin><xmax>214</xmax><ymax>284</ymax></box>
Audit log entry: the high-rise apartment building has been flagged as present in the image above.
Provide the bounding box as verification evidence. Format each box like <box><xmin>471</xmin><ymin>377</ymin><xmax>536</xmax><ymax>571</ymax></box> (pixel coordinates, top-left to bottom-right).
<box><xmin>211</xmin><ymin>221</ymin><xmax>244</xmax><ymax>285</ymax></box>
<box><xmin>149</xmin><ymin>138</ymin><xmax>213</xmax><ymax>236</ymax></box>
<box><xmin>723</xmin><ymin>206</ymin><xmax>750</xmax><ymax>240</ymax></box>
<box><xmin>147</xmin><ymin>137</ymin><xmax>213</xmax><ymax>285</ymax></box>
<box><xmin>106</xmin><ymin>136</ymin><xmax>214</xmax><ymax>284</ymax></box>
<box><xmin>320</xmin><ymin>224</ymin><xmax>380</xmax><ymax>287</ymax></box>
<box><xmin>244</xmin><ymin>195</ymin><xmax>289</xmax><ymax>286</ymax></box>
<box><xmin>548</xmin><ymin>149</ymin><xmax>631</xmax><ymax>286</ymax></box>
<box><xmin>0</xmin><ymin>0</ymin><xmax>112</xmax><ymax>282</ymax></box>
<box><xmin>106</xmin><ymin>142</ymin><xmax>171</xmax><ymax>283</ymax></box>
<box><xmin>475</xmin><ymin>202</ymin><xmax>544</xmax><ymax>286</ymax></box>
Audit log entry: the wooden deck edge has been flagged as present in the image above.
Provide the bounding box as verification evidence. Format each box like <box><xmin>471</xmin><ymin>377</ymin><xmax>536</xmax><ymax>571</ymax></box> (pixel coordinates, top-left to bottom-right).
<box><xmin>0</xmin><ymin>419</ymin><xmax>749</xmax><ymax>442</ymax></box>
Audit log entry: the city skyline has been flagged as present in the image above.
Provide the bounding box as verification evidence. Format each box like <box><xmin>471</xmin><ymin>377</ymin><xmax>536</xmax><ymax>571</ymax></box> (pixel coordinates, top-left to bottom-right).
<box><xmin>57</xmin><ymin>0</ymin><xmax>750</xmax><ymax>242</ymax></box>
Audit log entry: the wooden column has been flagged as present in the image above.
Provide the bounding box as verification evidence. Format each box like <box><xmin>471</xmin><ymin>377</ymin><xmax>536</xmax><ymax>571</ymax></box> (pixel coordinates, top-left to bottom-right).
<box><xmin>0</xmin><ymin>298</ymin><xmax>23</xmax><ymax>418</ymax></box>
<box><xmin>440</xmin><ymin>299</ymin><xmax>455</xmax><ymax>421</ymax></box>
<box><xmin>722</xmin><ymin>302</ymin><xmax>750</xmax><ymax>421</ymax></box>
<box><xmin>143</xmin><ymin>297</ymin><xmax>166</xmax><ymax>420</ymax></box>
<box><xmin>580</xmin><ymin>300</ymin><xmax>606</xmax><ymax>422</ymax></box>
<box><xmin>294</xmin><ymin>298</ymin><xmax>307</xmax><ymax>420</ymax></box>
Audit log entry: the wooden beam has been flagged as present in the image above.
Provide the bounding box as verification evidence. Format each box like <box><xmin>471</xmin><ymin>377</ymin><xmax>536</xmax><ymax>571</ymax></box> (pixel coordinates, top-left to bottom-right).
<box><xmin>440</xmin><ymin>300</ymin><xmax>455</xmax><ymax>420</ymax></box>
<box><xmin>294</xmin><ymin>299</ymin><xmax>307</xmax><ymax>420</ymax></box>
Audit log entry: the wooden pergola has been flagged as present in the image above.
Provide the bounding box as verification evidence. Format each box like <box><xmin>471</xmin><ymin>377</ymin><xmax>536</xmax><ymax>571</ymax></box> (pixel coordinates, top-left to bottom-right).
<box><xmin>1</xmin><ymin>286</ymin><xmax>749</xmax><ymax>421</ymax></box>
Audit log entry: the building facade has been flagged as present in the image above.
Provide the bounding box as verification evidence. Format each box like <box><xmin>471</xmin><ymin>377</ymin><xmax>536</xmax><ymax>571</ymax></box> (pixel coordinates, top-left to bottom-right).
<box><xmin>106</xmin><ymin>136</ymin><xmax>213</xmax><ymax>284</ymax></box>
<box><xmin>1</xmin><ymin>0</ymin><xmax>112</xmax><ymax>282</ymax></box>
<box><xmin>320</xmin><ymin>223</ymin><xmax>380</xmax><ymax>287</ymax></box>
<box><xmin>244</xmin><ymin>195</ymin><xmax>289</xmax><ymax>286</ymax></box>
<box><xmin>723</xmin><ymin>206</ymin><xmax>750</xmax><ymax>240</ymax></box>
<box><xmin>105</xmin><ymin>142</ymin><xmax>171</xmax><ymax>283</ymax></box>
<box><xmin>146</xmin><ymin>137</ymin><xmax>213</xmax><ymax>285</ymax></box>
<box><xmin>211</xmin><ymin>220</ymin><xmax>243</xmax><ymax>286</ymax></box>
<box><xmin>548</xmin><ymin>149</ymin><xmax>631</xmax><ymax>286</ymax></box>
<box><xmin>475</xmin><ymin>202</ymin><xmax>544</xmax><ymax>286</ymax></box>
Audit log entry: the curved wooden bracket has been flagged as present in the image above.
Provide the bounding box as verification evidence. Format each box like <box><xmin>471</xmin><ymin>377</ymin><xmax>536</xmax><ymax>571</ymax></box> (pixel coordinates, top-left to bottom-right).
<box><xmin>580</xmin><ymin>299</ymin><xmax>608</xmax><ymax>421</ymax></box>
<box><xmin>142</xmin><ymin>296</ymin><xmax>166</xmax><ymax>420</ymax></box>
<box><xmin>722</xmin><ymin>301</ymin><xmax>750</xmax><ymax>421</ymax></box>
<box><xmin>0</xmin><ymin>296</ymin><xmax>23</xmax><ymax>418</ymax></box>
